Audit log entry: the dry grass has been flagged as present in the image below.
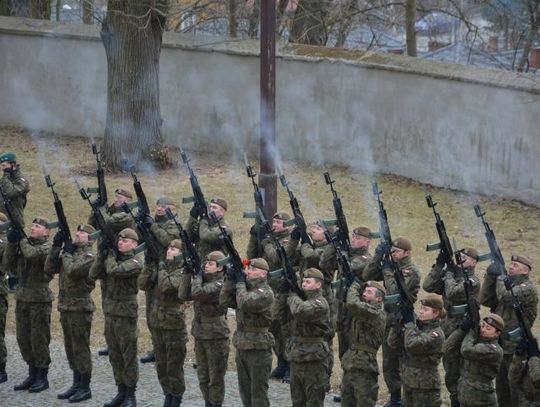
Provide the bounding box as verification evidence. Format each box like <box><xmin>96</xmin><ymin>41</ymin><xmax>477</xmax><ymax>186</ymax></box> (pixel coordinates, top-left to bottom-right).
<box><xmin>2</xmin><ymin>127</ymin><xmax>540</xmax><ymax>405</ymax></box>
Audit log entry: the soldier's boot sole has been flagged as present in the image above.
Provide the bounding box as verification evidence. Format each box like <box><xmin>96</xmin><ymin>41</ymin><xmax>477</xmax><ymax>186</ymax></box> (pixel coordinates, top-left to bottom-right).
<box><xmin>14</xmin><ymin>366</ymin><xmax>37</xmax><ymax>391</ymax></box>
<box><xmin>162</xmin><ymin>394</ymin><xmax>172</xmax><ymax>407</ymax></box>
<box><xmin>104</xmin><ymin>394</ymin><xmax>125</xmax><ymax>407</ymax></box>
<box><xmin>333</xmin><ymin>395</ymin><xmax>342</xmax><ymax>403</ymax></box>
<box><xmin>28</xmin><ymin>378</ymin><xmax>49</xmax><ymax>393</ymax></box>
<box><xmin>58</xmin><ymin>385</ymin><xmax>79</xmax><ymax>399</ymax></box>
<box><xmin>169</xmin><ymin>395</ymin><xmax>182</xmax><ymax>407</ymax></box>
<box><xmin>69</xmin><ymin>389</ymin><xmax>92</xmax><ymax>403</ymax></box>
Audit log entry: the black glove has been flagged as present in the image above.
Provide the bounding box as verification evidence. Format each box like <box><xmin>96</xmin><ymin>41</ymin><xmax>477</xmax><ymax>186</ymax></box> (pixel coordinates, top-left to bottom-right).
<box><xmin>3</xmin><ymin>166</ymin><xmax>14</xmax><ymax>175</ymax></box>
<box><xmin>142</xmin><ymin>215</ymin><xmax>154</xmax><ymax>228</ymax></box>
<box><xmin>515</xmin><ymin>338</ymin><xmax>528</xmax><ymax>356</ymax></box>
<box><xmin>279</xmin><ymin>279</ymin><xmax>292</xmax><ymax>294</ymax></box>
<box><xmin>190</xmin><ymin>205</ymin><xmax>202</xmax><ymax>219</ymax></box>
<box><xmin>63</xmin><ymin>240</ymin><xmax>75</xmax><ymax>254</ymax></box>
<box><xmin>52</xmin><ymin>231</ymin><xmax>66</xmax><ymax>247</ymax></box>
<box><xmin>436</xmin><ymin>251</ymin><xmax>446</xmax><ymax>267</ymax></box>
<box><xmin>99</xmin><ymin>239</ymin><xmax>112</xmax><ymax>254</ymax></box>
<box><xmin>7</xmin><ymin>228</ymin><xmax>22</xmax><ymax>243</ymax></box>
<box><xmin>529</xmin><ymin>338</ymin><xmax>540</xmax><ymax>358</ymax></box>
<box><xmin>400</xmin><ymin>305</ymin><xmax>415</xmax><ymax>324</ymax></box>
<box><xmin>236</xmin><ymin>270</ymin><xmax>246</xmax><ymax>283</ymax></box>
<box><xmin>249</xmin><ymin>224</ymin><xmax>258</xmax><ymax>237</ymax></box>
<box><xmin>503</xmin><ymin>276</ymin><xmax>514</xmax><ymax>291</ymax></box>
<box><xmin>460</xmin><ymin>318</ymin><xmax>474</xmax><ymax>332</ymax></box>
<box><xmin>487</xmin><ymin>262</ymin><xmax>504</xmax><ymax>277</ymax></box>
<box><xmin>375</xmin><ymin>241</ymin><xmax>389</xmax><ymax>257</ymax></box>
<box><xmin>290</xmin><ymin>227</ymin><xmax>302</xmax><ymax>241</ymax></box>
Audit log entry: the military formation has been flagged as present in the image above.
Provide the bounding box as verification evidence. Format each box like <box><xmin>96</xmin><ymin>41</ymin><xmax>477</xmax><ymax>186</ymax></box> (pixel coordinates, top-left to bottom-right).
<box><xmin>0</xmin><ymin>147</ymin><xmax>539</xmax><ymax>407</ymax></box>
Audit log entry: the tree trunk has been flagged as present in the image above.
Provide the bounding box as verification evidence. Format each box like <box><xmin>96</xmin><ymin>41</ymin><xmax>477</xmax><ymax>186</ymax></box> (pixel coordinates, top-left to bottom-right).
<box><xmin>247</xmin><ymin>0</ymin><xmax>260</xmax><ymax>38</ymax></box>
<box><xmin>334</xmin><ymin>0</ymin><xmax>357</xmax><ymax>48</ymax></box>
<box><xmin>405</xmin><ymin>0</ymin><xmax>417</xmax><ymax>56</ymax></box>
<box><xmin>30</xmin><ymin>0</ymin><xmax>51</xmax><ymax>19</ymax></box>
<box><xmin>55</xmin><ymin>0</ymin><xmax>60</xmax><ymax>21</ymax></box>
<box><xmin>82</xmin><ymin>0</ymin><xmax>93</xmax><ymax>24</ymax></box>
<box><xmin>289</xmin><ymin>0</ymin><xmax>329</xmax><ymax>45</ymax></box>
<box><xmin>9</xmin><ymin>0</ymin><xmax>30</xmax><ymax>16</ymax></box>
<box><xmin>0</xmin><ymin>0</ymin><xmax>10</xmax><ymax>16</ymax></box>
<box><xmin>228</xmin><ymin>0</ymin><xmax>237</xmax><ymax>37</ymax></box>
<box><xmin>517</xmin><ymin>5</ymin><xmax>539</xmax><ymax>72</ymax></box>
<box><xmin>100</xmin><ymin>0</ymin><xmax>169</xmax><ymax>171</ymax></box>
<box><xmin>276</xmin><ymin>0</ymin><xmax>289</xmax><ymax>32</ymax></box>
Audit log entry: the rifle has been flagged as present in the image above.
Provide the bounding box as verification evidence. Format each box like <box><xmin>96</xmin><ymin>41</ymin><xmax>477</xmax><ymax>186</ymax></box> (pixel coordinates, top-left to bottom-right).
<box><xmin>85</xmin><ymin>143</ymin><xmax>108</xmax><ymax>208</ymax></box>
<box><xmin>452</xmin><ymin>238</ymin><xmax>481</xmax><ymax>327</ymax></box>
<box><xmin>165</xmin><ymin>208</ymin><xmax>201</xmax><ymax>275</ymax></box>
<box><xmin>279</xmin><ymin>172</ymin><xmax>313</xmax><ymax>247</ymax></box>
<box><xmin>243</xmin><ymin>155</ymin><xmax>266</xmax><ymax>253</ymax></box>
<box><xmin>45</xmin><ymin>174</ymin><xmax>72</xmax><ymax>248</ymax></box>
<box><xmin>0</xmin><ymin>184</ymin><xmax>28</xmax><ymax>240</ymax></box>
<box><xmin>131</xmin><ymin>172</ymin><xmax>151</xmax><ymax>218</ymax></box>
<box><xmin>180</xmin><ymin>150</ymin><xmax>207</xmax><ymax>220</ymax></box>
<box><xmin>322</xmin><ymin>172</ymin><xmax>350</xmax><ymax>254</ymax></box>
<box><xmin>425</xmin><ymin>193</ymin><xmax>455</xmax><ymax>268</ymax></box>
<box><xmin>324</xmin><ymin>228</ymin><xmax>355</xmax><ymax>301</ymax></box>
<box><xmin>209</xmin><ymin>212</ymin><xmax>245</xmax><ymax>282</ymax></box>
<box><xmin>372</xmin><ymin>182</ymin><xmax>415</xmax><ymax>309</ymax></box>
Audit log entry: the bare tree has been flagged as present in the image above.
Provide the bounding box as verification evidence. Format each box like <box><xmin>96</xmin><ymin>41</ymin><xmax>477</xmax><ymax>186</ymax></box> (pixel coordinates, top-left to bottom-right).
<box><xmin>248</xmin><ymin>0</ymin><xmax>260</xmax><ymax>38</ymax></box>
<box><xmin>405</xmin><ymin>0</ymin><xmax>417</xmax><ymax>55</ymax></box>
<box><xmin>82</xmin><ymin>0</ymin><xmax>94</xmax><ymax>24</ymax></box>
<box><xmin>517</xmin><ymin>0</ymin><xmax>540</xmax><ymax>71</ymax></box>
<box><xmin>289</xmin><ymin>0</ymin><xmax>330</xmax><ymax>45</ymax></box>
<box><xmin>228</xmin><ymin>0</ymin><xmax>237</xmax><ymax>37</ymax></box>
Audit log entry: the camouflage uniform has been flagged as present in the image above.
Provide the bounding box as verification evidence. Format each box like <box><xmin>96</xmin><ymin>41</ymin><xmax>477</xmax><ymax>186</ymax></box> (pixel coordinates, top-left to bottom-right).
<box><xmin>480</xmin><ymin>272</ymin><xmax>538</xmax><ymax>406</ymax></box>
<box><xmin>509</xmin><ymin>354</ymin><xmax>540</xmax><ymax>406</ymax></box>
<box><xmin>187</xmin><ymin>216</ymin><xmax>231</xmax><ymax>260</ymax></box>
<box><xmin>363</xmin><ymin>255</ymin><xmax>421</xmax><ymax>396</ymax></box>
<box><xmin>341</xmin><ymin>280</ymin><xmax>385</xmax><ymax>407</ymax></box>
<box><xmin>190</xmin><ymin>270</ymin><xmax>229</xmax><ymax>406</ymax></box>
<box><xmin>0</xmin><ymin>226</ymin><xmax>8</xmax><ymax>374</ymax></box>
<box><xmin>423</xmin><ymin>263</ymin><xmax>480</xmax><ymax>402</ymax></box>
<box><xmin>139</xmin><ymin>255</ymin><xmax>188</xmax><ymax>401</ymax></box>
<box><xmin>286</xmin><ymin>287</ymin><xmax>331</xmax><ymax>407</ymax></box>
<box><xmin>220</xmin><ymin>276</ymin><xmax>274</xmax><ymax>407</ymax></box>
<box><xmin>0</xmin><ymin>164</ymin><xmax>30</xmax><ymax>227</ymax></box>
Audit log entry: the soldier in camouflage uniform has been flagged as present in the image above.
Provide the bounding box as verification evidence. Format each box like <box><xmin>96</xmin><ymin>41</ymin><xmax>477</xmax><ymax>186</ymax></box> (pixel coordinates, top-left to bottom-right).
<box><xmin>363</xmin><ymin>236</ymin><xmax>421</xmax><ymax>407</ymax></box>
<box><xmin>189</xmin><ymin>250</ymin><xmax>230</xmax><ymax>407</ymax></box>
<box><xmin>139</xmin><ymin>239</ymin><xmax>188</xmax><ymax>407</ymax></box>
<box><xmin>3</xmin><ymin>217</ymin><xmax>52</xmax><ymax>393</ymax></box>
<box><xmin>388</xmin><ymin>294</ymin><xmax>446</xmax><ymax>407</ymax></box>
<box><xmin>0</xmin><ymin>212</ymin><xmax>8</xmax><ymax>383</ymax></box>
<box><xmin>480</xmin><ymin>255</ymin><xmax>538</xmax><ymax>406</ymax></box>
<box><xmin>45</xmin><ymin>224</ymin><xmax>96</xmax><ymax>402</ymax></box>
<box><xmin>285</xmin><ymin>268</ymin><xmax>331</xmax><ymax>407</ymax></box>
<box><xmin>341</xmin><ymin>280</ymin><xmax>385</xmax><ymax>407</ymax></box>
<box><xmin>220</xmin><ymin>257</ymin><xmax>274</xmax><ymax>407</ymax></box>
<box><xmin>0</xmin><ymin>152</ymin><xmax>30</xmax><ymax>292</ymax></box>
<box><xmin>423</xmin><ymin>247</ymin><xmax>481</xmax><ymax>407</ymax></box>
<box><xmin>89</xmin><ymin>228</ymin><xmax>143</xmax><ymax>407</ymax></box>
<box><xmin>509</xmin><ymin>337</ymin><xmax>540</xmax><ymax>406</ymax></box>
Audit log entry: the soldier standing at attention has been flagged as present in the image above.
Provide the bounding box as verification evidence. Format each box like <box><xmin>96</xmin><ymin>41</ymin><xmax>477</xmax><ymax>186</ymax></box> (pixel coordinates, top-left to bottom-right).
<box><xmin>509</xmin><ymin>337</ymin><xmax>540</xmax><ymax>406</ymax></box>
<box><xmin>89</xmin><ymin>228</ymin><xmax>142</xmax><ymax>407</ymax></box>
<box><xmin>423</xmin><ymin>247</ymin><xmax>481</xmax><ymax>407</ymax></box>
<box><xmin>341</xmin><ymin>280</ymin><xmax>385</xmax><ymax>407</ymax></box>
<box><xmin>286</xmin><ymin>268</ymin><xmax>331</xmax><ymax>407</ymax></box>
<box><xmin>3</xmin><ymin>217</ymin><xmax>52</xmax><ymax>392</ymax></box>
<box><xmin>363</xmin><ymin>236</ymin><xmax>421</xmax><ymax>407</ymax></box>
<box><xmin>45</xmin><ymin>224</ymin><xmax>96</xmax><ymax>402</ymax></box>
<box><xmin>0</xmin><ymin>212</ymin><xmax>9</xmax><ymax>383</ymax></box>
<box><xmin>480</xmin><ymin>255</ymin><xmax>538</xmax><ymax>406</ymax></box>
<box><xmin>190</xmin><ymin>251</ymin><xmax>230</xmax><ymax>407</ymax></box>
<box><xmin>139</xmin><ymin>238</ymin><xmax>187</xmax><ymax>407</ymax></box>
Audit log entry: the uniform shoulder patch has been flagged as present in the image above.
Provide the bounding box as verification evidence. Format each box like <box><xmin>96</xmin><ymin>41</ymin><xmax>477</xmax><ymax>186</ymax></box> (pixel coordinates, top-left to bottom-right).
<box><xmin>361</xmin><ymin>255</ymin><xmax>368</xmax><ymax>260</ymax></box>
<box><xmin>85</xmin><ymin>252</ymin><xmax>94</xmax><ymax>257</ymax></box>
<box><xmin>216</xmin><ymin>282</ymin><xmax>223</xmax><ymax>287</ymax></box>
<box><xmin>132</xmin><ymin>259</ymin><xmax>140</xmax><ymax>265</ymax></box>
<box><xmin>488</xmin><ymin>343</ymin><xmax>498</xmax><ymax>350</ymax></box>
<box><xmin>431</xmin><ymin>331</ymin><xmax>440</xmax><ymax>338</ymax></box>
<box><xmin>314</xmin><ymin>299</ymin><xmax>322</xmax><ymax>304</ymax></box>
<box><xmin>257</xmin><ymin>288</ymin><xmax>264</xmax><ymax>292</ymax></box>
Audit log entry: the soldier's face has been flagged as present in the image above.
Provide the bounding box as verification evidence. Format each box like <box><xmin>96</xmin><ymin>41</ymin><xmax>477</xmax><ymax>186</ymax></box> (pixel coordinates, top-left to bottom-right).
<box><xmin>118</xmin><ymin>237</ymin><xmax>137</xmax><ymax>252</ymax></box>
<box><xmin>246</xmin><ymin>266</ymin><xmax>265</xmax><ymax>280</ymax></box>
<box><xmin>113</xmin><ymin>193</ymin><xmax>130</xmax><ymax>208</ymax></box>
<box><xmin>272</xmin><ymin>218</ymin><xmax>286</xmax><ymax>233</ymax></box>
<box><xmin>208</xmin><ymin>203</ymin><xmax>225</xmax><ymax>219</ymax></box>
<box><xmin>418</xmin><ymin>305</ymin><xmax>438</xmax><ymax>321</ymax></box>
<box><xmin>351</xmin><ymin>234</ymin><xmax>370</xmax><ymax>249</ymax></box>
<box><xmin>75</xmin><ymin>230</ymin><xmax>90</xmax><ymax>245</ymax></box>
<box><xmin>391</xmin><ymin>247</ymin><xmax>409</xmax><ymax>262</ymax></box>
<box><xmin>204</xmin><ymin>260</ymin><xmax>223</xmax><ymax>274</ymax></box>
<box><xmin>508</xmin><ymin>261</ymin><xmax>529</xmax><ymax>276</ymax></box>
<box><xmin>362</xmin><ymin>286</ymin><xmax>380</xmax><ymax>302</ymax></box>
<box><xmin>30</xmin><ymin>223</ymin><xmax>49</xmax><ymax>238</ymax></box>
<box><xmin>0</xmin><ymin>162</ymin><xmax>12</xmax><ymax>171</ymax></box>
<box><xmin>480</xmin><ymin>321</ymin><xmax>500</xmax><ymax>338</ymax></box>
<box><xmin>156</xmin><ymin>204</ymin><xmax>175</xmax><ymax>217</ymax></box>
<box><xmin>166</xmin><ymin>246</ymin><xmax>181</xmax><ymax>260</ymax></box>
<box><xmin>460</xmin><ymin>253</ymin><xmax>477</xmax><ymax>269</ymax></box>
<box><xmin>302</xmin><ymin>277</ymin><xmax>322</xmax><ymax>291</ymax></box>
<box><xmin>309</xmin><ymin>225</ymin><xmax>325</xmax><ymax>242</ymax></box>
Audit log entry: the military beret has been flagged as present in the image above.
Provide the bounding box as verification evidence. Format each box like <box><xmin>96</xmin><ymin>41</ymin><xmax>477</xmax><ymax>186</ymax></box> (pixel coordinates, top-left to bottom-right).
<box><xmin>511</xmin><ymin>254</ymin><xmax>532</xmax><ymax>270</ymax></box>
<box><xmin>421</xmin><ymin>293</ymin><xmax>446</xmax><ymax>318</ymax></box>
<box><xmin>0</xmin><ymin>212</ymin><xmax>8</xmax><ymax>222</ymax></box>
<box><xmin>115</xmin><ymin>188</ymin><xmax>133</xmax><ymax>199</ymax></box>
<box><xmin>303</xmin><ymin>267</ymin><xmax>324</xmax><ymax>281</ymax></box>
<box><xmin>461</xmin><ymin>247</ymin><xmax>479</xmax><ymax>261</ymax></box>
<box><xmin>392</xmin><ymin>236</ymin><xmax>412</xmax><ymax>251</ymax></box>
<box><xmin>32</xmin><ymin>217</ymin><xmax>51</xmax><ymax>228</ymax></box>
<box><xmin>156</xmin><ymin>196</ymin><xmax>175</xmax><ymax>206</ymax></box>
<box><xmin>366</xmin><ymin>280</ymin><xmax>386</xmax><ymax>295</ymax></box>
<box><xmin>273</xmin><ymin>211</ymin><xmax>291</xmax><ymax>221</ymax></box>
<box><xmin>169</xmin><ymin>239</ymin><xmax>183</xmax><ymax>250</ymax></box>
<box><xmin>0</xmin><ymin>152</ymin><xmax>16</xmax><ymax>163</ymax></box>
<box><xmin>353</xmin><ymin>226</ymin><xmax>371</xmax><ymax>238</ymax></box>
<box><xmin>484</xmin><ymin>313</ymin><xmax>504</xmax><ymax>332</ymax></box>
<box><xmin>249</xmin><ymin>258</ymin><xmax>269</xmax><ymax>271</ymax></box>
<box><xmin>210</xmin><ymin>197</ymin><xmax>228</xmax><ymax>211</ymax></box>
<box><xmin>77</xmin><ymin>224</ymin><xmax>96</xmax><ymax>235</ymax></box>
<box><xmin>118</xmin><ymin>228</ymin><xmax>138</xmax><ymax>242</ymax></box>
<box><xmin>206</xmin><ymin>251</ymin><xmax>226</xmax><ymax>262</ymax></box>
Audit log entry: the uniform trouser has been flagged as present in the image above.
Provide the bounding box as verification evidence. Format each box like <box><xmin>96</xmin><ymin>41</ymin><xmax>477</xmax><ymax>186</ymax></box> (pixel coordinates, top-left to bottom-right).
<box><xmin>195</xmin><ymin>338</ymin><xmax>229</xmax><ymax>404</ymax></box>
<box><xmin>152</xmin><ymin>328</ymin><xmax>186</xmax><ymax>396</ymax></box>
<box><xmin>341</xmin><ymin>368</ymin><xmax>379</xmax><ymax>407</ymax></box>
<box><xmin>443</xmin><ymin>350</ymin><xmax>461</xmax><ymax>399</ymax></box>
<box><xmin>290</xmin><ymin>360</ymin><xmax>328</xmax><ymax>407</ymax></box>
<box><xmin>60</xmin><ymin>311</ymin><xmax>93</xmax><ymax>375</ymax></box>
<box><xmin>236</xmin><ymin>348</ymin><xmax>272</xmax><ymax>407</ymax></box>
<box><xmin>15</xmin><ymin>300</ymin><xmax>51</xmax><ymax>368</ymax></box>
<box><xmin>382</xmin><ymin>323</ymin><xmax>402</xmax><ymax>393</ymax></box>
<box><xmin>517</xmin><ymin>391</ymin><xmax>540</xmax><ymax>407</ymax></box>
<box><xmin>145</xmin><ymin>291</ymin><xmax>155</xmax><ymax>349</ymax></box>
<box><xmin>403</xmin><ymin>386</ymin><xmax>442</xmax><ymax>407</ymax></box>
<box><xmin>336</xmin><ymin>297</ymin><xmax>351</xmax><ymax>360</ymax></box>
<box><xmin>496</xmin><ymin>353</ymin><xmax>514</xmax><ymax>407</ymax></box>
<box><xmin>0</xmin><ymin>296</ymin><xmax>7</xmax><ymax>364</ymax></box>
<box><xmin>104</xmin><ymin>314</ymin><xmax>138</xmax><ymax>387</ymax></box>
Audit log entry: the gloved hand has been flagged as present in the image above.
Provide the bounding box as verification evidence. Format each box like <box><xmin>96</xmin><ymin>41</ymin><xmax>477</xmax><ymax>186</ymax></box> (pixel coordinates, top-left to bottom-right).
<box><xmin>290</xmin><ymin>227</ymin><xmax>302</xmax><ymax>241</ymax></box>
<box><xmin>52</xmin><ymin>231</ymin><xmax>66</xmax><ymax>247</ymax></box>
<box><xmin>7</xmin><ymin>228</ymin><xmax>22</xmax><ymax>243</ymax></box>
<box><xmin>190</xmin><ymin>205</ymin><xmax>202</xmax><ymax>219</ymax></box>
<box><xmin>63</xmin><ymin>240</ymin><xmax>75</xmax><ymax>254</ymax></box>
<box><xmin>515</xmin><ymin>338</ymin><xmax>528</xmax><ymax>356</ymax></box>
<box><xmin>236</xmin><ymin>269</ymin><xmax>246</xmax><ymax>283</ymax></box>
<box><xmin>249</xmin><ymin>224</ymin><xmax>258</xmax><ymax>237</ymax></box>
<box><xmin>528</xmin><ymin>338</ymin><xmax>540</xmax><ymax>358</ymax></box>
<box><xmin>279</xmin><ymin>279</ymin><xmax>292</xmax><ymax>294</ymax></box>
<box><xmin>460</xmin><ymin>318</ymin><xmax>474</xmax><ymax>332</ymax></box>
<box><xmin>99</xmin><ymin>239</ymin><xmax>112</xmax><ymax>254</ymax></box>
<box><xmin>503</xmin><ymin>276</ymin><xmax>514</xmax><ymax>291</ymax></box>
<box><xmin>141</xmin><ymin>214</ymin><xmax>154</xmax><ymax>228</ymax></box>
<box><xmin>436</xmin><ymin>251</ymin><xmax>446</xmax><ymax>267</ymax></box>
<box><xmin>400</xmin><ymin>305</ymin><xmax>415</xmax><ymax>324</ymax></box>
<box><xmin>375</xmin><ymin>241</ymin><xmax>389</xmax><ymax>258</ymax></box>
<box><xmin>487</xmin><ymin>262</ymin><xmax>504</xmax><ymax>277</ymax></box>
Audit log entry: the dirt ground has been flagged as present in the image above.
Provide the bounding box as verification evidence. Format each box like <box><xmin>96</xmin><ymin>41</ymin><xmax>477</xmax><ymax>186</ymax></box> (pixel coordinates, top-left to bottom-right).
<box><xmin>2</xmin><ymin>126</ymin><xmax>539</xmax><ymax>404</ymax></box>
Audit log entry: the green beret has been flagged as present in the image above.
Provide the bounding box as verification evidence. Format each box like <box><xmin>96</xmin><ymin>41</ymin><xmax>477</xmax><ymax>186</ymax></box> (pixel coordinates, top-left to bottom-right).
<box><xmin>392</xmin><ymin>236</ymin><xmax>412</xmax><ymax>251</ymax></box>
<box><xmin>157</xmin><ymin>196</ymin><xmax>175</xmax><ymax>206</ymax></box>
<box><xmin>169</xmin><ymin>239</ymin><xmax>183</xmax><ymax>250</ymax></box>
<box><xmin>484</xmin><ymin>313</ymin><xmax>504</xmax><ymax>332</ymax></box>
<box><xmin>206</xmin><ymin>251</ymin><xmax>226</xmax><ymax>262</ymax></box>
<box><xmin>353</xmin><ymin>226</ymin><xmax>371</xmax><ymax>238</ymax></box>
<box><xmin>249</xmin><ymin>258</ymin><xmax>269</xmax><ymax>271</ymax></box>
<box><xmin>0</xmin><ymin>152</ymin><xmax>16</xmax><ymax>163</ymax></box>
<box><xmin>210</xmin><ymin>197</ymin><xmax>228</xmax><ymax>211</ymax></box>
<box><xmin>511</xmin><ymin>254</ymin><xmax>532</xmax><ymax>270</ymax></box>
<box><xmin>273</xmin><ymin>211</ymin><xmax>291</xmax><ymax>221</ymax></box>
<box><xmin>366</xmin><ymin>280</ymin><xmax>386</xmax><ymax>295</ymax></box>
<box><xmin>32</xmin><ymin>217</ymin><xmax>51</xmax><ymax>228</ymax></box>
<box><xmin>118</xmin><ymin>228</ymin><xmax>138</xmax><ymax>242</ymax></box>
<box><xmin>77</xmin><ymin>224</ymin><xmax>96</xmax><ymax>235</ymax></box>
<box><xmin>421</xmin><ymin>293</ymin><xmax>446</xmax><ymax>318</ymax></box>
<box><xmin>303</xmin><ymin>267</ymin><xmax>324</xmax><ymax>281</ymax></box>
<box><xmin>461</xmin><ymin>247</ymin><xmax>479</xmax><ymax>261</ymax></box>
<box><xmin>0</xmin><ymin>212</ymin><xmax>8</xmax><ymax>222</ymax></box>
<box><xmin>115</xmin><ymin>188</ymin><xmax>133</xmax><ymax>199</ymax></box>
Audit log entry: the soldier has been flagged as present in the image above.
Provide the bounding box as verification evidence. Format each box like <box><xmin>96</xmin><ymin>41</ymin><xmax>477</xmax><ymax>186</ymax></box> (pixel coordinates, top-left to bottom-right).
<box><xmin>285</xmin><ymin>268</ymin><xmax>331</xmax><ymax>407</ymax></box>
<box><xmin>509</xmin><ymin>337</ymin><xmax>540</xmax><ymax>406</ymax></box>
<box><xmin>423</xmin><ymin>247</ymin><xmax>481</xmax><ymax>407</ymax></box>
<box><xmin>480</xmin><ymin>255</ymin><xmax>538</xmax><ymax>406</ymax></box>
<box><xmin>44</xmin><ymin>224</ymin><xmax>96</xmax><ymax>402</ymax></box>
<box><xmin>220</xmin><ymin>258</ymin><xmax>274</xmax><ymax>407</ymax></box>
<box><xmin>3</xmin><ymin>217</ymin><xmax>52</xmax><ymax>392</ymax></box>
<box><xmin>363</xmin><ymin>236</ymin><xmax>421</xmax><ymax>407</ymax></box>
<box><xmin>190</xmin><ymin>251</ymin><xmax>230</xmax><ymax>407</ymax></box>
<box><xmin>341</xmin><ymin>280</ymin><xmax>385</xmax><ymax>407</ymax></box>
<box><xmin>389</xmin><ymin>294</ymin><xmax>446</xmax><ymax>407</ymax></box>
<box><xmin>0</xmin><ymin>152</ymin><xmax>30</xmax><ymax>292</ymax></box>
<box><xmin>139</xmin><ymin>238</ymin><xmax>187</xmax><ymax>407</ymax></box>
<box><xmin>89</xmin><ymin>228</ymin><xmax>142</xmax><ymax>407</ymax></box>
<box><xmin>0</xmin><ymin>212</ymin><xmax>8</xmax><ymax>383</ymax></box>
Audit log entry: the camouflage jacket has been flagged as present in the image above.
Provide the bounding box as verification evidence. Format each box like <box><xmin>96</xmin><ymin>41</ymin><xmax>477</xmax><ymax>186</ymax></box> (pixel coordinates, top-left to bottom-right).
<box><xmin>144</xmin><ymin>214</ymin><xmax>180</xmax><ymax>265</ymax></box>
<box><xmin>509</xmin><ymin>354</ymin><xmax>540</xmax><ymax>403</ymax></box>
<box><xmin>286</xmin><ymin>288</ymin><xmax>331</xmax><ymax>363</ymax></box>
<box><xmin>4</xmin><ymin>236</ymin><xmax>52</xmax><ymax>302</ymax></box>
<box><xmin>0</xmin><ymin>230</ymin><xmax>7</xmax><ymax>297</ymax></box>
<box><xmin>186</xmin><ymin>216</ymin><xmax>231</xmax><ymax>260</ymax></box>
<box><xmin>232</xmin><ymin>277</ymin><xmax>274</xmax><ymax>351</ymax></box>
<box><xmin>299</xmin><ymin>240</ymin><xmax>329</xmax><ymax>280</ymax></box>
<box><xmin>89</xmin><ymin>205</ymin><xmax>136</xmax><ymax>242</ymax></box>
<box><xmin>389</xmin><ymin>319</ymin><xmax>445</xmax><ymax>390</ymax></box>
<box><xmin>261</xmin><ymin>229</ymin><xmax>297</xmax><ymax>272</ymax></box>
<box><xmin>0</xmin><ymin>166</ymin><xmax>30</xmax><ymax>227</ymax></box>
<box><xmin>342</xmin><ymin>280</ymin><xmax>385</xmax><ymax>373</ymax></box>
<box><xmin>45</xmin><ymin>244</ymin><xmax>96</xmax><ymax>312</ymax></box>
<box><xmin>480</xmin><ymin>273</ymin><xmax>538</xmax><ymax>353</ymax></box>
<box><xmin>320</xmin><ymin>245</ymin><xmax>372</xmax><ymax>284</ymax></box>
<box><xmin>191</xmin><ymin>271</ymin><xmax>229</xmax><ymax>340</ymax></box>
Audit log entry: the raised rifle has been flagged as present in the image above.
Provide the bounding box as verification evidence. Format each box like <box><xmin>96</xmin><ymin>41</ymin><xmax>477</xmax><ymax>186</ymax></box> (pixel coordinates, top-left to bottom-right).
<box><xmin>165</xmin><ymin>208</ymin><xmax>201</xmax><ymax>275</ymax></box>
<box><xmin>243</xmin><ymin>155</ymin><xmax>266</xmax><ymax>253</ymax></box>
<box><xmin>180</xmin><ymin>150</ymin><xmax>207</xmax><ymax>220</ymax></box>
<box><xmin>45</xmin><ymin>174</ymin><xmax>72</xmax><ymax>248</ymax></box>
<box><xmin>322</xmin><ymin>172</ymin><xmax>350</xmax><ymax>254</ymax></box>
<box><xmin>279</xmin><ymin>172</ymin><xmax>313</xmax><ymax>247</ymax></box>
<box><xmin>324</xmin><ymin>227</ymin><xmax>355</xmax><ymax>302</ymax></box>
<box><xmin>0</xmin><ymin>184</ymin><xmax>28</xmax><ymax>240</ymax></box>
<box><xmin>86</xmin><ymin>143</ymin><xmax>108</xmax><ymax>208</ymax></box>
<box><xmin>425</xmin><ymin>193</ymin><xmax>455</xmax><ymax>268</ymax></box>
<box><xmin>209</xmin><ymin>212</ymin><xmax>245</xmax><ymax>282</ymax></box>
<box><xmin>452</xmin><ymin>237</ymin><xmax>481</xmax><ymax>327</ymax></box>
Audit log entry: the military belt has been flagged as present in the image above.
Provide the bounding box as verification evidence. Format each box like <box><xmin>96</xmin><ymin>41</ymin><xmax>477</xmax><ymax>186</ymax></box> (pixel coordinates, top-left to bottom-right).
<box><xmin>405</xmin><ymin>359</ymin><xmax>435</xmax><ymax>369</ymax></box>
<box><xmin>200</xmin><ymin>316</ymin><xmax>224</xmax><ymax>323</ymax></box>
<box><xmin>297</xmin><ymin>337</ymin><xmax>324</xmax><ymax>344</ymax></box>
<box><xmin>158</xmin><ymin>300</ymin><xmax>183</xmax><ymax>308</ymax></box>
<box><xmin>243</xmin><ymin>327</ymin><xmax>269</xmax><ymax>333</ymax></box>
<box><xmin>350</xmin><ymin>343</ymin><xmax>378</xmax><ymax>354</ymax></box>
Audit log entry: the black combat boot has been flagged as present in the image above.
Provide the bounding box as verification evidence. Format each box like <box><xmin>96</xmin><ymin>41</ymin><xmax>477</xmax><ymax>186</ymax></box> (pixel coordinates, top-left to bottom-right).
<box><xmin>0</xmin><ymin>362</ymin><xmax>7</xmax><ymax>384</ymax></box>
<box><xmin>58</xmin><ymin>370</ymin><xmax>81</xmax><ymax>399</ymax></box>
<box><xmin>120</xmin><ymin>386</ymin><xmax>136</xmax><ymax>407</ymax></box>
<box><xmin>28</xmin><ymin>367</ymin><xmax>49</xmax><ymax>393</ymax></box>
<box><xmin>98</xmin><ymin>347</ymin><xmax>109</xmax><ymax>356</ymax></box>
<box><xmin>333</xmin><ymin>395</ymin><xmax>342</xmax><ymax>403</ymax></box>
<box><xmin>14</xmin><ymin>364</ymin><xmax>36</xmax><ymax>390</ymax></box>
<box><xmin>169</xmin><ymin>394</ymin><xmax>182</xmax><ymax>407</ymax></box>
<box><xmin>450</xmin><ymin>396</ymin><xmax>460</xmax><ymax>407</ymax></box>
<box><xmin>383</xmin><ymin>389</ymin><xmax>402</xmax><ymax>407</ymax></box>
<box><xmin>69</xmin><ymin>373</ymin><xmax>92</xmax><ymax>403</ymax></box>
<box><xmin>205</xmin><ymin>401</ymin><xmax>212</xmax><ymax>407</ymax></box>
<box><xmin>139</xmin><ymin>351</ymin><xmax>155</xmax><ymax>363</ymax></box>
<box><xmin>162</xmin><ymin>394</ymin><xmax>171</xmax><ymax>407</ymax></box>
<box><xmin>282</xmin><ymin>363</ymin><xmax>290</xmax><ymax>384</ymax></box>
<box><xmin>104</xmin><ymin>384</ymin><xmax>126</xmax><ymax>407</ymax></box>
<box><xmin>270</xmin><ymin>356</ymin><xmax>288</xmax><ymax>379</ymax></box>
